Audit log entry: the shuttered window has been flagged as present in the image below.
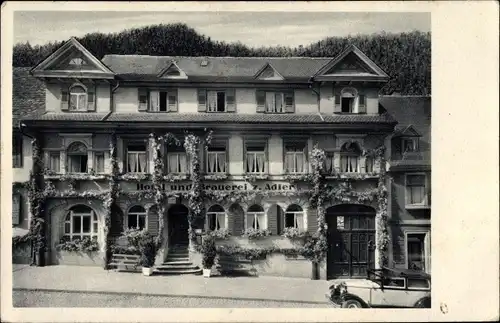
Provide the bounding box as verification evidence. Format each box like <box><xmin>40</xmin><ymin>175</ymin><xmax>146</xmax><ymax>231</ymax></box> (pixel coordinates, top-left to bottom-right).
<box><xmin>12</xmin><ymin>194</ymin><xmax>21</xmax><ymax>225</ymax></box>
<box><xmin>149</xmin><ymin>90</ymin><xmax>178</xmax><ymax>112</ymax></box>
<box><xmin>197</xmin><ymin>89</ymin><xmax>236</xmax><ymax>112</ymax></box>
<box><xmin>13</xmin><ymin>134</ymin><xmax>23</xmax><ymax>168</ymax></box>
<box><xmin>257</xmin><ymin>90</ymin><xmax>294</xmax><ymax>113</ymax></box>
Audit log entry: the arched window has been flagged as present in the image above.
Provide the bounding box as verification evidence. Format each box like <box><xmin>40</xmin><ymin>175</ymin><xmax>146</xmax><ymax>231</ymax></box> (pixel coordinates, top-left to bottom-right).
<box><xmin>67</xmin><ymin>142</ymin><xmax>88</xmax><ymax>173</ymax></box>
<box><xmin>69</xmin><ymin>85</ymin><xmax>87</xmax><ymax>111</ymax></box>
<box><xmin>128</xmin><ymin>205</ymin><xmax>147</xmax><ymax>230</ymax></box>
<box><xmin>63</xmin><ymin>205</ymin><xmax>98</xmax><ymax>241</ymax></box>
<box><xmin>285</xmin><ymin>204</ymin><xmax>304</xmax><ymax>230</ymax></box>
<box><xmin>206</xmin><ymin>204</ymin><xmax>226</xmax><ymax>231</ymax></box>
<box><xmin>340</xmin><ymin>142</ymin><xmax>361</xmax><ymax>173</ymax></box>
<box><xmin>246</xmin><ymin>204</ymin><xmax>266</xmax><ymax>230</ymax></box>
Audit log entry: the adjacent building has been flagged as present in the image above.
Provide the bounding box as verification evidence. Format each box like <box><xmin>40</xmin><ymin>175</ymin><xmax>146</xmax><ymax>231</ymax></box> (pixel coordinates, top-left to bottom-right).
<box><xmin>12</xmin><ymin>38</ymin><xmax>431</xmax><ymax>279</ymax></box>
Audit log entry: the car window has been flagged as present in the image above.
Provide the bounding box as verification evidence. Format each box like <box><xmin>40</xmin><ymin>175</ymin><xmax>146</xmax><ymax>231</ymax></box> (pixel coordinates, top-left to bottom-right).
<box><xmin>382</xmin><ymin>278</ymin><xmax>406</xmax><ymax>288</ymax></box>
<box><xmin>407</xmin><ymin>278</ymin><xmax>430</xmax><ymax>289</ymax></box>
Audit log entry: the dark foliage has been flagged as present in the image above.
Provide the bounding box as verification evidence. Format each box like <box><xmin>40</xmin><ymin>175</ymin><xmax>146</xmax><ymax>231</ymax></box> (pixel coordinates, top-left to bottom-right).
<box><xmin>13</xmin><ymin>23</ymin><xmax>430</xmax><ymax>95</ymax></box>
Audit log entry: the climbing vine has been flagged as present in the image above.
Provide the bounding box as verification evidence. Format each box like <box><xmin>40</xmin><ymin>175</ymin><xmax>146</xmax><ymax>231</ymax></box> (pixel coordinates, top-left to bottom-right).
<box><xmin>27</xmin><ymin>135</ymin><xmax>47</xmax><ymax>266</ymax></box>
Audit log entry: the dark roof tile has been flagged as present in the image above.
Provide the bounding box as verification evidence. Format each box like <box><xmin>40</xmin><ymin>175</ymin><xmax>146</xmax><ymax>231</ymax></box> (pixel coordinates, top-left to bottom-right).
<box><xmin>12</xmin><ymin>67</ymin><xmax>46</xmax><ymax>127</ymax></box>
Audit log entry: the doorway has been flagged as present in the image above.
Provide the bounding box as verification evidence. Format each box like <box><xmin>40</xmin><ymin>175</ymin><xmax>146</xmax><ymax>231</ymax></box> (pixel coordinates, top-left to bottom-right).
<box><xmin>168</xmin><ymin>204</ymin><xmax>189</xmax><ymax>245</ymax></box>
<box><xmin>326</xmin><ymin>204</ymin><xmax>376</xmax><ymax>279</ymax></box>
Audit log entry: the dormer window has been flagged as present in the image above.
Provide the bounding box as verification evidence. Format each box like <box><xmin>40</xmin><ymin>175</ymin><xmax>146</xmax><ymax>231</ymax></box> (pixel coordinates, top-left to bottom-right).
<box><xmin>402</xmin><ymin>137</ymin><xmax>419</xmax><ymax>153</ymax></box>
<box><xmin>334</xmin><ymin>87</ymin><xmax>366</xmax><ymax>114</ymax></box>
<box><xmin>69</xmin><ymin>85</ymin><xmax>87</xmax><ymax>111</ymax></box>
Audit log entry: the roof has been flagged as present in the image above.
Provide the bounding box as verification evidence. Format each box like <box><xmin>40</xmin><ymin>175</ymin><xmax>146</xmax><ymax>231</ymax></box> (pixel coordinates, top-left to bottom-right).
<box><xmin>101</xmin><ymin>55</ymin><xmax>332</xmax><ymax>81</ymax></box>
<box><xmin>379</xmin><ymin>96</ymin><xmax>431</xmax><ymax>168</ymax></box>
<box><xmin>12</xmin><ymin>67</ymin><xmax>46</xmax><ymax>128</ymax></box>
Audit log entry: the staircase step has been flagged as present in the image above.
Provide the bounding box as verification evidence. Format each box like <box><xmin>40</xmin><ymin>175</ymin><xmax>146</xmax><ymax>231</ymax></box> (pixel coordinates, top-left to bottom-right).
<box><xmin>162</xmin><ymin>260</ymin><xmax>193</xmax><ymax>265</ymax></box>
<box><xmin>154</xmin><ymin>268</ymin><xmax>202</xmax><ymax>275</ymax></box>
<box><xmin>157</xmin><ymin>264</ymin><xmax>200</xmax><ymax>270</ymax></box>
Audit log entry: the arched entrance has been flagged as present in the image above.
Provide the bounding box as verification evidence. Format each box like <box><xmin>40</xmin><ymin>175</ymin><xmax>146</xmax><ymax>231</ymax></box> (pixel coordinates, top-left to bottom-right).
<box><xmin>326</xmin><ymin>204</ymin><xmax>376</xmax><ymax>279</ymax></box>
<box><xmin>168</xmin><ymin>204</ymin><xmax>189</xmax><ymax>245</ymax></box>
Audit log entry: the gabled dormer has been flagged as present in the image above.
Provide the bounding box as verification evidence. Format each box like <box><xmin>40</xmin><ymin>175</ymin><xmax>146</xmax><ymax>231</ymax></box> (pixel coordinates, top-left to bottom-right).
<box><xmin>314</xmin><ymin>44</ymin><xmax>389</xmax><ymax>82</ymax></box>
<box><xmin>157</xmin><ymin>61</ymin><xmax>188</xmax><ymax>80</ymax></box>
<box><xmin>314</xmin><ymin>45</ymin><xmax>389</xmax><ymax>116</ymax></box>
<box><xmin>254</xmin><ymin>63</ymin><xmax>285</xmax><ymax>81</ymax></box>
<box><xmin>31</xmin><ymin>37</ymin><xmax>114</xmax><ymax>79</ymax></box>
<box><xmin>30</xmin><ymin>38</ymin><xmax>115</xmax><ymax>114</ymax></box>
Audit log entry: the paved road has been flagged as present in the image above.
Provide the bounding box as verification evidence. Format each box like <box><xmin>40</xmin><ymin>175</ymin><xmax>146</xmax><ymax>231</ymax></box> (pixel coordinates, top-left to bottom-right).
<box><xmin>13</xmin><ymin>290</ymin><xmax>331</xmax><ymax>308</ymax></box>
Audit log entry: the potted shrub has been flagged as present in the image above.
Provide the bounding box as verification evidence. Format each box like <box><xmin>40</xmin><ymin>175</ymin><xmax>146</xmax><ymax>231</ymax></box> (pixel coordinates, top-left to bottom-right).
<box><xmin>138</xmin><ymin>231</ymin><xmax>156</xmax><ymax>276</ymax></box>
<box><xmin>201</xmin><ymin>235</ymin><xmax>217</xmax><ymax>278</ymax></box>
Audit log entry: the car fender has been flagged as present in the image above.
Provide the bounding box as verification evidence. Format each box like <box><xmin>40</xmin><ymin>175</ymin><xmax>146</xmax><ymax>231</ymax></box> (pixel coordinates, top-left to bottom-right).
<box><xmin>342</xmin><ymin>293</ymin><xmax>371</xmax><ymax>308</ymax></box>
<box><xmin>414</xmin><ymin>296</ymin><xmax>431</xmax><ymax>308</ymax></box>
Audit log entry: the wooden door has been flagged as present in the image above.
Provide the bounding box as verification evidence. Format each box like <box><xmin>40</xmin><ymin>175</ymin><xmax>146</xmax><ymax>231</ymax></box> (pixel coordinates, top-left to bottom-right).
<box><xmin>327</xmin><ymin>205</ymin><xmax>376</xmax><ymax>279</ymax></box>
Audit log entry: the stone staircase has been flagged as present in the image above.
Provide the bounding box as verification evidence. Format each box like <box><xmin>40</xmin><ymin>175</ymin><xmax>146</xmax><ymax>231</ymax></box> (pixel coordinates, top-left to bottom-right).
<box><xmin>155</xmin><ymin>243</ymin><xmax>202</xmax><ymax>275</ymax></box>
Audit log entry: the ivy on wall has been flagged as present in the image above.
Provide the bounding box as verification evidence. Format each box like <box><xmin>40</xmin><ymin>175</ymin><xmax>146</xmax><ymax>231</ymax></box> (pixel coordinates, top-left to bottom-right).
<box><xmin>15</xmin><ymin>131</ymin><xmax>389</xmax><ymax>270</ymax></box>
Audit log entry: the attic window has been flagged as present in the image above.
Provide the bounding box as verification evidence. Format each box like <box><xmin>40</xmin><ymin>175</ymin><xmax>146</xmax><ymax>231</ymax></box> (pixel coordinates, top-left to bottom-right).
<box><xmin>69</xmin><ymin>58</ymin><xmax>85</xmax><ymax>66</ymax></box>
<box><xmin>402</xmin><ymin>138</ymin><xmax>419</xmax><ymax>153</ymax></box>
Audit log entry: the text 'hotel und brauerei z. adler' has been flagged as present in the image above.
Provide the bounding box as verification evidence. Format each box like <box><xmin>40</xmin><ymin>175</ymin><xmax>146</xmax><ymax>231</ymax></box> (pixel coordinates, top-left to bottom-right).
<box><xmin>12</xmin><ymin>38</ymin><xmax>431</xmax><ymax>279</ymax></box>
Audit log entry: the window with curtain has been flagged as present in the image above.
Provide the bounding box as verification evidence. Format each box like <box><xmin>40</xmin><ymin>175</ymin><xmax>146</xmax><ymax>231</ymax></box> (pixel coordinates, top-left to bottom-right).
<box><xmin>69</xmin><ymin>85</ymin><xmax>87</xmax><ymax>111</ymax></box>
<box><xmin>324</xmin><ymin>152</ymin><xmax>335</xmax><ymax>174</ymax></box>
<box><xmin>67</xmin><ymin>142</ymin><xmax>88</xmax><ymax>173</ymax></box>
<box><xmin>284</xmin><ymin>204</ymin><xmax>304</xmax><ymax>230</ymax></box>
<box><xmin>365</xmin><ymin>156</ymin><xmax>374</xmax><ymax>173</ymax></box>
<box><xmin>49</xmin><ymin>152</ymin><xmax>61</xmax><ymax>173</ymax></box>
<box><xmin>207</xmin><ymin>90</ymin><xmax>226</xmax><ymax>112</ymax></box>
<box><xmin>206</xmin><ymin>147</ymin><xmax>226</xmax><ymax>174</ymax></box>
<box><xmin>63</xmin><ymin>205</ymin><xmax>98</xmax><ymax>242</ymax></box>
<box><xmin>94</xmin><ymin>152</ymin><xmax>105</xmax><ymax>173</ymax></box>
<box><xmin>246</xmin><ymin>204</ymin><xmax>266</xmax><ymax>230</ymax></box>
<box><xmin>284</xmin><ymin>143</ymin><xmax>306</xmax><ymax>173</ymax></box>
<box><xmin>128</xmin><ymin>205</ymin><xmax>147</xmax><ymax>230</ymax></box>
<box><xmin>406</xmin><ymin>232</ymin><xmax>428</xmax><ymax>272</ymax></box>
<box><xmin>167</xmin><ymin>152</ymin><xmax>187</xmax><ymax>173</ymax></box>
<box><xmin>207</xmin><ymin>204</ymin><xmax>226</xmax><ymax>231</ymax></box>
<box><xmin>246</xmin><ymin>143</ymin><xmax>266</xmax><ymax>174</ymax></box>
<box><xmin>406</xmin><ymin>174</ymin><xmax>427</xmax><ymax>205</ymax></box>
<box><xmin>12</xmin><ymin>134</ymin><xmax>23</xmax><ymax>168</ymax></box>
<box><xmin>402</xmin><ymin>138</ymin><xmax>418</xmax><ymax>153</ymax></box>
<box><xmin>127</xmin><ymin>143</ymin><xmax>147</xmax><ymax>173</ymax></box>
<box><xmin>340</xmin><ymin>142</ymin><xmax>361</xmax><ymax>173</ymax></box>
<box><xmin>265</xmin><ymin>92</ymin><xmax>284</xmax><ymax>113</ymax></box>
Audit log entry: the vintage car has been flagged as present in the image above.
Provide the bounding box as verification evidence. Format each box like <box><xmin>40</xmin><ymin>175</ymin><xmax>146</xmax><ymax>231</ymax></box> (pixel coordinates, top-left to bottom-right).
<box><xmin>326</xmin><ymin>267</ymin><xmax>431</xmax><ymax>308</ymax></box>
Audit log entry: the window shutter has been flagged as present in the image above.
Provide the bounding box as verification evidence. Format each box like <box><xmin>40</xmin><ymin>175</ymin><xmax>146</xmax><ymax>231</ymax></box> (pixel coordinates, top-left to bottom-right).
<box><xmin>334</xmin><ymin>88</ymin><xmax>341</xmax><ymax>113</ymax></box>
<box><xmin>87</xmin><ymin>86</ymin><xmax>96</xmax><ymax>111</ymax></box>
<box><xmin>167</xmin><ymin>89</ymin><xmax>178</xmax><ymax>112</ymax></box>
<box><xmin>226</xmin><ymin>89</ymin><xmax>236</xmax><ymax>112</ymax></box>
<box><xmin>358</xmin><ymin>94</ymin><xmax>366</xmax><ymax>113</ymax></box>
<box><xmin>307</xmin><ymin>208</ymin><xmax>318</xmax><ymax>235</ymax></box>
<box><xmin>256</xmin><ymin>90</ymin><xmax>266</xmax><ymax>113</ymax></box>
<box><xmin>12</xmin><ymin>194</ymin><xmax>21</xmax><ymax>225</ymax></box>
<box><xmin>61</xmin><ymin>88</ymin><xmax>69</xmax><ymax>111</ymax></box>
<box><xmin>149</xmin><ymin>91</ymin><xmax>159</xmax><ymax>112</ymax></box>
<box><xmin>138</xmin><ymin>88</ymin><xmax>148</xmax><ymax>111</ymax></box>
<box><xmin>268</xmin><ymin>205</ymin><xmax>278</xmax><ymax>235</ymax></box>
<box><xmin>197</xmin><ymin>89</ymin><xmax>207</xmax><ymax>112</ymax></box>
<box><xmin>284</xmin><ymin>91</ymin><xmax>295</xmax><ymax>113</ymax></box>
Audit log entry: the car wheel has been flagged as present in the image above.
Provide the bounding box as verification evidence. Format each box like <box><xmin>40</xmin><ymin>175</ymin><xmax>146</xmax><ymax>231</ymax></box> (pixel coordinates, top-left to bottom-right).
<box><xmin>342</xmin><ymin>299</ymin><xmax>363</xmax><ymax>308</ymax></box>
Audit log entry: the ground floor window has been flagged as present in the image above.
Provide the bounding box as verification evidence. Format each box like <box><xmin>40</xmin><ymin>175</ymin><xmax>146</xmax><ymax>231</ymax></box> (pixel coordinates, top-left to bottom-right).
<box><xmin>284</xmin><ymin>204</ymin><xmax>304</xmax><ymax>230</ymax></box>
<box><xmin>406</xmin><ymin>231</ymin><xmax>431</xmax><ymax>273</ymax></box>
<box><xmin>206</xmin><ymin>204</ymin><xmax>227</xmax><ymax>230</ymax></box>
<box><xmin>246</xmin><ymin>204</ymin><xmax>266</xmax><ymax>230</ymax></box>
<box><xmin>63</xmin><ymin>205</ymin><xmax>98</xmax><ymax>241</ymax></box>
<box><xmin>128</xmin><ymin>205</ymin><xmax>147</xmax><ymax>230</ymax></box>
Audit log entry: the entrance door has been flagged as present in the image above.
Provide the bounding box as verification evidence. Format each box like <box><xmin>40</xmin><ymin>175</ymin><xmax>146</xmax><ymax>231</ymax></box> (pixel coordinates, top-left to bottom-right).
<box><xmin>168</xmin><ymin>204</ymin><xmax>189</xmax><ymax>245</ymax></box>
<box><xmin>326</xmin><ymin>204</ymin><xmax>376</xmax><ymax>279</ymax></box>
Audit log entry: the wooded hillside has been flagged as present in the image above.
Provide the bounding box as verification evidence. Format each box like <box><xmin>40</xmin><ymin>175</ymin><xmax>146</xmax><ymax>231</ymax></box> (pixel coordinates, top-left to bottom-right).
<box><xmin>13</xmin><ymin>23</ymin><xmax>431</xmax><ymax>95</ymax></box>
